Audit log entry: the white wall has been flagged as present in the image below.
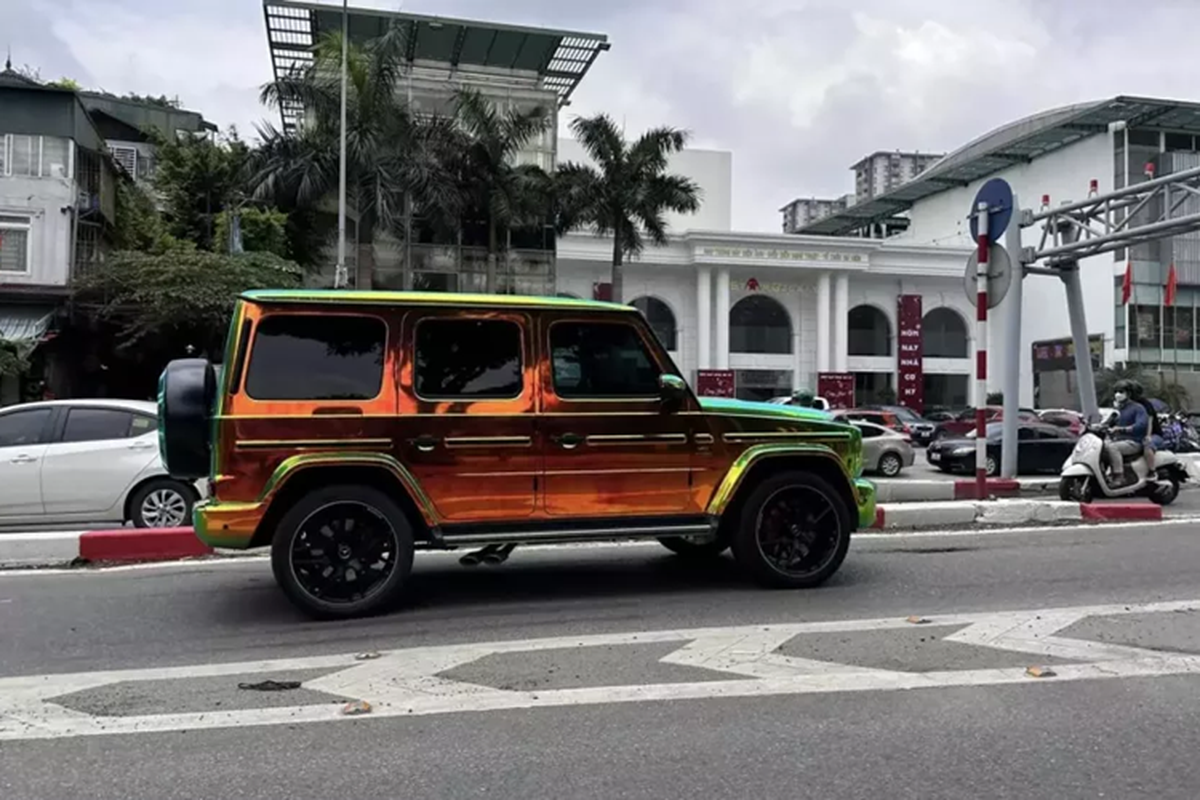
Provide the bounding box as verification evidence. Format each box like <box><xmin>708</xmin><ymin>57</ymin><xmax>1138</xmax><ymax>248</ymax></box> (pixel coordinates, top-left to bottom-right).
<box><xmin>0</xmin><ymin>176</ymin><xmax>75</xmax><ymax>287</ymax></box>
<box><xmin>899</xmin><ymin>133</ymin><xmax>1114</xmax><ymax>406</ymax></box>
<box><xmin>556</xmin><ymin>137</ymin><xmax>732</xmax><ymax>233</ymax></box>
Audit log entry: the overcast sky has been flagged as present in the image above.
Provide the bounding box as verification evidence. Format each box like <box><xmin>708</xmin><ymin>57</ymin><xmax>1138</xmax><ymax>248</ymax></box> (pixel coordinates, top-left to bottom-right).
<box><xmin>7</xmin><ymin>0</ymin><xmax>1200</xmax><ymax>231</ymax></box>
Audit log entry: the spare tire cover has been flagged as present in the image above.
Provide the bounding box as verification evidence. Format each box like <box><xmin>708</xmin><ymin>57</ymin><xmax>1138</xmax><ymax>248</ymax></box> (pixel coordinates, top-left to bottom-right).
<box><xmin>158</xmin><ymin>358</ymin><xmax>216</xmax><ymax>480</ymax></box>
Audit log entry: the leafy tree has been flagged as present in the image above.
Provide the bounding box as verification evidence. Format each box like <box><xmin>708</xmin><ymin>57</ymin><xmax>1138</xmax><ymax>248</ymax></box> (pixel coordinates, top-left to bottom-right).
<box><xmin>214</xmin><ymin>206</ymin><xmax>291</xmax><ymax>258</ymax></box>
<box><xmin>556</xmin><ymin>114</ymin><xmax>702</xmax><ymax>303</ymax></box>
<box><xmin>1093</xmin><ymin>364</ymin><xmax>1189</xmax><ymax>410</ymax></box>
<box><xmin>45</xmin><ymin>77</ymin><xmax>80</xmax><ymax>90</ymax></box>
<box><xmin>0</xmin><ymin>339</ymin><xmax>30</xmax><ymax>380</ymax></box>
<box><xmin>452</xmin><ymin>89</ymin><xmax>553</xmax><ymax>293</ymax></box>
<box><xmin>873</xmin><ymin>386</ymin><xmax>898</xmax><ymax>404</ymax></box>
<box><xmin>986</xmin><ymin>391</ymin><xmax>1003</xmax><ymax>405</ymax></box>
<box><xmin>152</xmin><ymin>130</ymin><xmax>249</xmax><ymax>250</ymax></box>
<box><xmin>112</xmin><ymin>180</ymin><xmax>180</xmax><ymax>253</ymax></box>
<box><xmin>71</xmin><ymin>249</ymin><xmax>303</xmax><ymax>357</ymax></box>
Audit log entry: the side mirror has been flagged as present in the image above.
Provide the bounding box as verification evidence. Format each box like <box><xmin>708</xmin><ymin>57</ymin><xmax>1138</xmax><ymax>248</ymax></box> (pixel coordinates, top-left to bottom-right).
<box><xmin>658</xmin><ymin>374</ymin><xmax>688</xmax><ymax>409</ymax></box>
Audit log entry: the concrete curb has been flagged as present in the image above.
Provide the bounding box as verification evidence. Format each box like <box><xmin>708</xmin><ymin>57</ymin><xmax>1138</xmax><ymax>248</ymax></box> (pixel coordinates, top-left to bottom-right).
<box><xmin>871</xmin><ymin>499</ymin><xmax>1162</xmax><ymax>530</ymax></box>
<box><xmin>872</xmin><ymin>478</ymin><xmax>1057</xmax><ymax>503</ymax></box>
<box><xmin>0</xmin><ymin>527</ymin><xmax>209</xmax><ymax>568</ymax></box>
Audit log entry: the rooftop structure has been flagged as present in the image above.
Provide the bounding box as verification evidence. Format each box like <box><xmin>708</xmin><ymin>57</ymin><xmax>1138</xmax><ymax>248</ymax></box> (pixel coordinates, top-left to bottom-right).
<box><xmin>263</xmin><ymin>0</ymin><xmax>609</xmax><ymax>134</ymax></box>
<box><xmin>797</xmin><ymin>96</ymin><xmax>1200</xmax><ymax>236</ymax></box>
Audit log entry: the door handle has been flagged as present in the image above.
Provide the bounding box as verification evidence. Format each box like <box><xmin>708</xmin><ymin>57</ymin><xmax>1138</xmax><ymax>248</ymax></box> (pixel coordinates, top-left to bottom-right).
<box><xmin>410</xmin><ymin>435</ymin><xmax>439</xmax><ymax>452</ymax></box>
<box><xmin>127</xmin><ymin>440</ymin><xmax>156</xmax><ymax>450</ymax></box>
<box><xmin>555</xmin><ymin>433</ymin><xmax>583</xmax><ymax>450</ymax></box>
<box><xmin>9</xmin><ymin>454</ymin><xmax>36</xmax><ymax>464</ymax></box>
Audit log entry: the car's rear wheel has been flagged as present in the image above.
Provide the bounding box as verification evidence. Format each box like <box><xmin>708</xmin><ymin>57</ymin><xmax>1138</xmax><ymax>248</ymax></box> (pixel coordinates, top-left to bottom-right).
<box><xmin>158</xmin><ymin>358</ymin><xmax>217</xmax><ymax>480</ymax></box>
<box><xmin>129</xmin><ymin>478</ymin><xmax>196</xmax><ymax>528</ymax></box>
<box><xmin>270</xmin><ymin>485</ymin><xmax>414</xmax><ymax>620</ymax></box>
<box><xmin>731</xmin><ymin>470</ymin><xmax>851</xmax><ymax>589</ymax></box>
<box><xmin>658</xmin><ymin>535</ymin><xmax>729</xmax><ymax>559</ymax></box>
<box><xmin>878</xmin><ymin>452</ymin><xmax>903</xmax><ymax>477</ymax></box>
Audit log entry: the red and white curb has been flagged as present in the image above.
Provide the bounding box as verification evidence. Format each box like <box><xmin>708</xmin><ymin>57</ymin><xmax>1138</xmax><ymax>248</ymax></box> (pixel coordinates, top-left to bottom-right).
<box><xmin>0</xmin><ymin>500</ymin><xmax>1179</xmax><ymax>569</ymax></box>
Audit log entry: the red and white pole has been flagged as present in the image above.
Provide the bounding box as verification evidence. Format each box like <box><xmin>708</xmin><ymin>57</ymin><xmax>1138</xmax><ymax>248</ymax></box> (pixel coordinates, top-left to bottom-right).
<box><xmin>974</xmin><ymin>201</ymin><xmax>990</xmax><ymax>498</ymax></box>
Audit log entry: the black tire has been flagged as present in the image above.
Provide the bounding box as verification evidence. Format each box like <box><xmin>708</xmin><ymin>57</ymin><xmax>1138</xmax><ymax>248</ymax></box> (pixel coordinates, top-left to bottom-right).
<box><xmin>128</xmin><ymin>478</ymin><xmax>197</xmax><ymax>529</ymax></box>
<box><xmin>658</xmin><ymin>535</ymin><xmax>730</xmax><ymax>559</ymax></box>
<box><xmin>1059</xmin><ymin>476</ymin><xmax>1093</xmax><ymax>503</ymax></box>
<box><xmin>985</xmin><ymin>455</ymin><xmax>998</xmax><ymax>477</ymax></box>
<box><xmin>270</xmin><ymin>484</ymin><xmax>415</xmax><ymax>620</ymax></box>
<box><xmin>878</xmin><ymin>452</ymin><xmax>903</xmax><ymax>477</ymax></box>
<box><xmin>159</xmin><ymin>358</ymin><xmax>217</xmax><ymax>480</ymax></box>
<box><xmin>730</xmin><ymin>470</ymin><xmax>852</xmax><ymax>589</ymax></box>
<box><xmin>1149</xmin><ymin>477</ymin><xmax>1180</xmax><ymax>506</ymax></box>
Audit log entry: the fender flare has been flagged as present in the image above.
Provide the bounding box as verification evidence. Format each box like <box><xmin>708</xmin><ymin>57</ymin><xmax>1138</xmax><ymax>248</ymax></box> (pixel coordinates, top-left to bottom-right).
<box><xmin>705</xmin><ymin>443</ymin><xmax>858</xmax><ymax>517</ymax></box>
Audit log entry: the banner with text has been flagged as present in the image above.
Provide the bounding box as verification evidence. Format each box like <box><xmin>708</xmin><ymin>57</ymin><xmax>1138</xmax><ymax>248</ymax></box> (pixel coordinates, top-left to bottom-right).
<box><xmin>897</xmin><ymin>295</ymin><xmax>924</xmax><ymax>413</ymax></box>
<box><xmin>817</xmin><ymin>372</ymin><xmax>855</xmax><ymax>409</ymax></box>
<box><xmin>696</xmin><ymin>369</ymin><xmax>736</xmax><ymax>398</ymax></box>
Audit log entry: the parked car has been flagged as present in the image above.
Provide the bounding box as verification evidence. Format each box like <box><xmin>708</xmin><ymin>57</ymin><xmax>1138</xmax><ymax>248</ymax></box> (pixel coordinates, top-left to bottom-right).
<box><xmin>1037</xmin><ymin>408</ymin><xmax>1085</xmax><ymax>436</ymax></box>
<box><xmin>156</xmin><ymin>289</ymin><xmax>875</xmax><ymax>619</ymax></box>
<box><xmin>831</xmin><ymin>408</ymin><xmax>911</xmax><ymax>438</ymax></box>
<box><xmin>768</xmin><ymin>394</ymin><xmax>830</xmax><ymax>411</ymax></box>
<box><xmin>0</xmin><ymin>399</ymin><xmax>204</xmax><ymax>528</ymax></box>
<box><xmin>925</xmin><ymin>409</ymin><xmax>960</xmax><ymax>423</ymax></box>
<box><xmin>926</xmin><ymin>421</ymin><xmax>1078</xmax><ymax>476</ymax></box>
<box><xmin>852</xmin><ymin>420</ymin><xmax>915</xmax><ymax>477</ymax></box>
<box><xmin>931</xmin><ymin>406</ymin><xmax>1039</xmax><ymax>439</ymax></box>
<box><xmin>862</xmin><ymin>404</ymin><xmax>938</xmax><ymax>445</ymax></box>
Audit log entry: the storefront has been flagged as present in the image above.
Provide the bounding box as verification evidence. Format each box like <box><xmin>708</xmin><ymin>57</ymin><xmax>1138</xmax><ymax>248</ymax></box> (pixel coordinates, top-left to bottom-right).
<box><xmin>557</xmin><ymin>230</ymin><xmax>976</xmax><ymax>411</ymax></box>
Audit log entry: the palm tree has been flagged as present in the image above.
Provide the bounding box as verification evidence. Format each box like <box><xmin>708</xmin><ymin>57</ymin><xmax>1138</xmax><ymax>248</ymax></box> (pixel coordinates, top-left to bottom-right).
<box><xmin>250</xmin><ymin>25</ymin><xmax>462</xmax><ymax>284</ymax></box>
<box><xmin>451</xmin><ymin>89</ymin><xmax>554</xmax><ymax>293</ymax></box>
<box><xmin>556</xmin><ymin>114</ymin><xmax>702</xmax><ymax>303</ymax></box>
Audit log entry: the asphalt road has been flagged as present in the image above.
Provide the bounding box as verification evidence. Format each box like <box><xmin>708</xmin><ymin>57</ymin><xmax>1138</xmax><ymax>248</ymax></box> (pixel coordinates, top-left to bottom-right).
<box><xmin>4</xmin><ymin>522</ymin><xmax>1200</xmax><ymax>799</ymax></box>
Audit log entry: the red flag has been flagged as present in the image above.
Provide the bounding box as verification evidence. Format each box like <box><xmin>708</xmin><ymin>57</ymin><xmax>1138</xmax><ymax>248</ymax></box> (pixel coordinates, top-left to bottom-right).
<box><xmin>1165</xmin><ymin>262</ymin><xmax>1178</xmax><ymax>307</ymax></box>
<box><xmin>1121</xmin><ymin>261</ymin><xmax>1133</xmax><ymax>305</ymax></box>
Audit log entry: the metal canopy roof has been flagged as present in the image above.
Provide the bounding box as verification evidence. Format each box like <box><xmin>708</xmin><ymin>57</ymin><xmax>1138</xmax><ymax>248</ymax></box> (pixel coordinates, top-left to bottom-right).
<box><xmin>798</xmin><ymin>95</ymin><xmax>1200</xmax><ymax>236</ymax></box>
<box><xmin>263</xmin><ymin>1</ymin><xmax>609</xmax><ymax>134</ymax></box>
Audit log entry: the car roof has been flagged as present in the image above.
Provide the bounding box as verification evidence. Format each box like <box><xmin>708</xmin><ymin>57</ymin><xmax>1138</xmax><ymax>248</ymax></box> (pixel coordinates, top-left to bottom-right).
<box><xmin>241</xmin><ymin>289</ymin><xmax>635</xmax><ymax>314</ymax></box>
<box><xmin>0</xmin><ymin>398</ymin><xmax>157</xmax><ymax>414</ymax></box>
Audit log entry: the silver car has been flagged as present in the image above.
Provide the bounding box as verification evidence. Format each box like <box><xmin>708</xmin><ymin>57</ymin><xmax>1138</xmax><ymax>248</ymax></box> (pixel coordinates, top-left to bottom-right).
<box><xmin>852</xmin><ymin>420</ymin><xmax>916</xmax><ymax>477</ymax></box>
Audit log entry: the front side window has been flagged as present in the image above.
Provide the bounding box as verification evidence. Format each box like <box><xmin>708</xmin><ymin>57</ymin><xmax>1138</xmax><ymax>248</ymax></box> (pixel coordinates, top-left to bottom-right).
<box><xmin>414</xmin><ymin>319</ymin><xmax>523</xmax><ymax>399</ymax></box>
<box><xmin>245</xmin><ymin>314</ymin><xmax>386</xmax><ymax>401</ymax></box>
<box><xmin>61</xmin><ymin>408</ymin><xmax>135</xmax><ymax>443</ymax></box>
<box><xmin>551</xmin><ymin>321</ymin><xmax>660</xmax><ymax>398</ymax></box>
<box><xmin>0</xmin><ymin>408</ymin><xmax>51</xmax><ymax>447</ymax></box>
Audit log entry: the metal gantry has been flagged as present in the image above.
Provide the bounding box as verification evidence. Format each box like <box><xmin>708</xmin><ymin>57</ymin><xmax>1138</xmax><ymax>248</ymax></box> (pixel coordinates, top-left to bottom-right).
<box><xmin>993</xmin><ymin>165</ymin><xmax>1200</xmax><ymax>477</ymax></box>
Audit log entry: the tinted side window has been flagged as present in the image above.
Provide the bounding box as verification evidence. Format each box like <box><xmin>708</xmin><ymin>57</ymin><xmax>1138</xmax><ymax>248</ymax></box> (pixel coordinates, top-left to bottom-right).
<box><xmin>551</xmin><ymin>322</ymin><xmax>660</xmax><ymax>398</ymax></box>
<box><xmin>855</xmin><ymin>424</ymin><xmax>883</xmax><ymax>439</ymax></box>
<box><xmin>245</xmin><ymin>315</ymin><xmax>386</xmax><ymax>401</ymax></box>
<box><xmin>415</xmin><ymin>319</ymin><xmax>523</xmax><ymax>399</ymax></box>
<box><xmin>0</xmin><ymin>409</ymin><xmax>51</xmax><ymax>447</ymax></box>
<box><xmin>1017</xmin><ymin>427</ymin><xmax>1036</xmax><ymax>440</ymax></box>
<box><xmin>62</xmin><ymin>408</ymin><xmax>134</xmax><ymax>442</ymax></box>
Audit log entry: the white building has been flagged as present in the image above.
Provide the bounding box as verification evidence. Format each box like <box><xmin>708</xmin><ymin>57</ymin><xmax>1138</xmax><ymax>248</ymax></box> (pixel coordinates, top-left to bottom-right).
<box><xmin>779</xmin><ymin>195</ymin><xmax>853</xmax><ymax>234</ymax></box>
<box><xmin>556</xmin><ymin>139</ymin><xmax>975</xmax><ymax>407</ymax></box>
<box><xmin>851</xmin><ymin>151</ymin><xmax>944</xmax><ymax>203</ymax></box>
<box><xmin>798</xmin><ymin>96</ymin><xmax>1200</xmax><ymax>409</ymax></box>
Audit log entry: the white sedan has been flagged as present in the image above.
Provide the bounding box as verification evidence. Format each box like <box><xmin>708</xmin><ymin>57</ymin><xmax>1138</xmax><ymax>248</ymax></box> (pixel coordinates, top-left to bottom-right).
<box><xmin>0</xmin><ymin>399</ymin><xmax>204</xmax><ymax>529</ymax></box>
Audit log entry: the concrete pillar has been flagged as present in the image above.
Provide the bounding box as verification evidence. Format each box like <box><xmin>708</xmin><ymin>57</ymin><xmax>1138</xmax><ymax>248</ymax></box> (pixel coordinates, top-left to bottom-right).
<box><xmin>833</xmin><ymin>272</ymin><xmax>849</xmax><ymax>372</ymax></box>
<box><xmin>816</xmin><ymin>272</ymin><xmax>831</xmax><ymax>374</ymax></box>
<box><xmin>696</xmin><ymin>266</ymin><xmax>712</xmax><ymax>371</ymax></box>
<box><xmin>715</xmin><ymin>267</ymin><xmax>731</xmax><ymax>370</ymax></box>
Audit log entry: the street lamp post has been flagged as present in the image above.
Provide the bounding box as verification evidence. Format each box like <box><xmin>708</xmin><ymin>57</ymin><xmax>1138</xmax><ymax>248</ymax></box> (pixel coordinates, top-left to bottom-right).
<box><xmin>334</xmin><ymin>0</ymin><xmax>349</xmax><ymax>289</ymax></box>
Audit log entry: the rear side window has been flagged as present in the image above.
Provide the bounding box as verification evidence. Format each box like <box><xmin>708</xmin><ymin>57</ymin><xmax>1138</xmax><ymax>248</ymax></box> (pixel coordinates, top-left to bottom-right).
<box><xmin>62</xmin><ymin>408</ymin><xmax>135</xmax><ymax>442</ymax></box>
<box><xmin>245</xmin><ymin>314</ymin><xmax>386</xmax><ymax>401</ymax></box>
<box><xmin>414</xmin><ymin>319</ymin><xmax>523</xmax><ymax>399</ymax></box>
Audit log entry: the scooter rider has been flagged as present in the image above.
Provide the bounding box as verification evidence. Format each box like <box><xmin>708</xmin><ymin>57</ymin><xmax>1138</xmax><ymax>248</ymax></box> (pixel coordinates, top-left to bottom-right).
<box><xmin>1107</xmin><ymin>379</ymin><xmax>1150</xmax><ymax>486</ymax></box>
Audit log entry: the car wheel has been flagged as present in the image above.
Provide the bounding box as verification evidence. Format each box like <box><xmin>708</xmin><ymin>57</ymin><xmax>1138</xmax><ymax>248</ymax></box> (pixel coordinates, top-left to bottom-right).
<box><xmin>270</xmin><ymin>484</ymin><xmax>414</xmax><ymax>620</ymax></box>
<box><xmin>658</xmin><ymin>535</ymin><xmax>730</xmax><ymax>559</ymax></box>
<box><xmin>129</xmin><ymin>478</ymin><xmax>196</xmax><ymax>528</ymax></box>
<box><xmin>986</xmin><ymin>455</ymin><xmax>998</xmax><ymax>477</ymax></box>
<box><xmin>731</xmin><ymin>470</ymin><xmax>851</xmax><ymax>589</ymax></box>
<box><xmin>878</xmin><ymin>452</ymin><xmax>903</xmax><ymax>477</ymax></box>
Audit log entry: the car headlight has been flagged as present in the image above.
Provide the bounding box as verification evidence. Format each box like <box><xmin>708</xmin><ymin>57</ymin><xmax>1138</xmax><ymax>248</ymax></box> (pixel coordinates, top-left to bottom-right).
<box><xmin>950</xmin><ymin>446</ymin><xmax>975</xmax><ymax>456</ymax></box>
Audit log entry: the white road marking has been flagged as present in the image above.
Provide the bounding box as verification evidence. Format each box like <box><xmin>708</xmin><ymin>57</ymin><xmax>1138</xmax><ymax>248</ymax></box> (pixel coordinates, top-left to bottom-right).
<box><xmin>2</xmin><ymin>598</ymin><xmax>1199</xmax><ymax>741</ymax></box>
<box><xmin>1</xmin><ymin>517</ymin><xmax>1196</xmax><ymax>579</ymax></box>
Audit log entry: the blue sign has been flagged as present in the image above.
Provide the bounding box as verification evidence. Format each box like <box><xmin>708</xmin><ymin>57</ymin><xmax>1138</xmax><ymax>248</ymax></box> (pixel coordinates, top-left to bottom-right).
<box><xmin>968</xmin><ymin>178</ymin><xmax>1014</xmax><ymax>243</ymax></box>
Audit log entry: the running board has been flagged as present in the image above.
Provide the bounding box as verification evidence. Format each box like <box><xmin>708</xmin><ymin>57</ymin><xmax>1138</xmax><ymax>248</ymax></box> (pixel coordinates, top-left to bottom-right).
<box><xmin>438</xmin><ymin>522</ymin><xmax>715</xmax><ymax>547</ymax></box>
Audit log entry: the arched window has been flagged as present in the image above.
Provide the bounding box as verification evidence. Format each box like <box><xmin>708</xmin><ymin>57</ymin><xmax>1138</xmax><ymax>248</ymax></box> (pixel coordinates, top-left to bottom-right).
<box><xmin>848</xmin><ymin>305</ymin><xmax>892</xmax><ymax>356</ymax></box>
<box><xmin>923</xmin><ymin>307</ymin><xmax>969</xmax><ymax>358</ymax></box>
<box><xmin>629</xmin><ymin>296</ymin><xmax>678</xmax><ymax>351</ymax></box>
<box><xmin>730</xmin><ymin>295</ymin><xmax>792</xmax><ymax>354</ymax></box>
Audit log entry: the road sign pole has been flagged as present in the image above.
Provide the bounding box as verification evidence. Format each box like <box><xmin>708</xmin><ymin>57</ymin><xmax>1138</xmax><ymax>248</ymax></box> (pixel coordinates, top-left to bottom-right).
<box><xmin>975</xmin><ymin>200</ymin><xmax>990</xmax><ymax>498</ymax></box>
<box><xmin>1000</xmin><ymin>196</ymin><xmax>1024</xmax><ymax>479</ymax></box>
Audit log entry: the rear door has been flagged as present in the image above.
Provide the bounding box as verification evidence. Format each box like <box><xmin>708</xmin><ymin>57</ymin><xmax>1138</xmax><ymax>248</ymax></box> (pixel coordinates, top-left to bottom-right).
<box><xmin>0</xmin><ymin>406</ymin><xmax>55</xmax><ymax>517</ymax></box>
<box><xmin>40</xmin><ymin>406</ymin><xmax>159</xmax><ymax>516</ymax></box>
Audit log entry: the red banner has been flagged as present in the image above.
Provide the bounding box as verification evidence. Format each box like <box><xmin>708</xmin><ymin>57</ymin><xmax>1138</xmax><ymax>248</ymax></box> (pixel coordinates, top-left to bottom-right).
<box><xmin>897</xmin><ymin>294</ymin><xmax>924</xmax><ymax>413</ymax></box>
<box><xmin>592</xmin><ymin>282</ymin><xmax>613</xmax><ymax>301</ymax></box>
<box><xmin>817</xmin><ymin>372</ymin><xmax>855</xmax><ymax>409</ymax></box>
<box><xmin>696</xmin><ymin>369</ymin><xmax>735</xmax><ymax>398</ymax></box>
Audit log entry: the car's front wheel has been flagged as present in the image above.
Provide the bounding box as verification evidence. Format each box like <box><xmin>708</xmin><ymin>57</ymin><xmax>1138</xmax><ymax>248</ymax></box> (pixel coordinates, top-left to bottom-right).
<box><xmin>129</xmin><ymin>478</ymin><xmax>196</xmax><ymax>528</ymax></box>
<box><xmin>731</xmin><ymin>470</ymin><xmax>852</xmax><ymax>589</ymax></box>
<box><xmin>270</xmin><ymin>485</ymin><xmax>414</xmax><ymax>620</ymax></box>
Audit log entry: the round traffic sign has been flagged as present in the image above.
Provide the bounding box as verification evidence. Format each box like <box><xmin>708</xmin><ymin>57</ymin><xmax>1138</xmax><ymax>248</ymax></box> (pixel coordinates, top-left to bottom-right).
<box><xmin>963</xmin><ymin>244</ymin><xmax>1013</xmax><ymax>310</ymax></box>
<box><xmin>968</xmin><ymin>178</ymin><xmax>1014</xmax><ymax>243</ymax></box>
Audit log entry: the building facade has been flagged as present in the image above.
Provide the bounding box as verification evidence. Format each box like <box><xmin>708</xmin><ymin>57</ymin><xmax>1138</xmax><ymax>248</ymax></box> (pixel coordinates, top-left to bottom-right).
<box><xmin>779</xmin><ymin>195</ymin><xmax>852</xmax><ymax>234</ymax></box>
<box><xmin>851</xmin><ymin>150</ymin><xmax>943</xmax><ymax>202</ymax></box>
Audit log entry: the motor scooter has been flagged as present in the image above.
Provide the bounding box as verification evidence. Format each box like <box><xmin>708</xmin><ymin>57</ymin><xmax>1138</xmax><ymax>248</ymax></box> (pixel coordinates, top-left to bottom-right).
<box><xmin>1059</xmin><ymin>421</ymin><xmax>1188</xmax><ymax>504</ymax></box>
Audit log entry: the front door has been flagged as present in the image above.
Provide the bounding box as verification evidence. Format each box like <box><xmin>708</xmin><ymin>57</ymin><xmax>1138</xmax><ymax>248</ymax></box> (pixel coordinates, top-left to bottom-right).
<box><xmin>397</xmin><ymin>310</ymin><xmax>538</xmax><ymax>524</ymax></box>
<box><xmin>0</xmin><ymin>406</ymin><xmax>54</xmax><ymax>517</ymax></box>
<box><xmin>539</xmin><ymin>315</ymin><xmax>696</xmax><ymax>518</ymax></box>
